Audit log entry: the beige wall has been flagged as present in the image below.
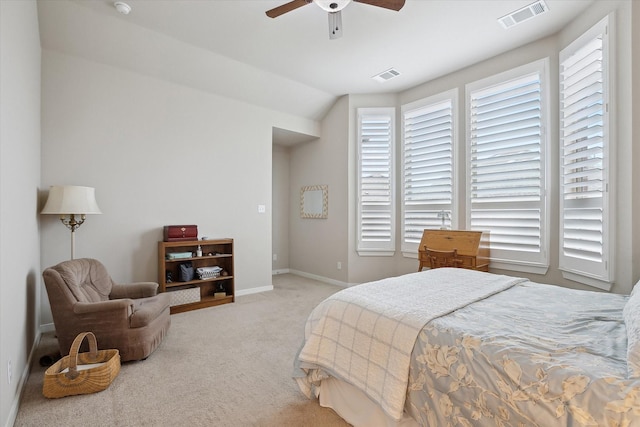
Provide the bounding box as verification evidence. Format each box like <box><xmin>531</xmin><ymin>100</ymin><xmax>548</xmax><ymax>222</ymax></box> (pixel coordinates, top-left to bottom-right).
<box><xmin>633</xmin><ymin>0</ymin><xmax>640</xmax><ymax>290</ymax></box>
<box><xmin>0</xmin><ymin>2</ymin><xmax>636</xmax><ymax>426</ymax></box>
<box><xmin>39</xmin><ymin>50</ymin><xmax>318</xmax><ymax>324</ymax></box>
<box><xmin>0</xmin><ymin>1</ymin><xmax>42</xmax><ymax>425</ymax></box>
<box><xmin>272</xmin><ymin>144</ymin><xmax>290</xmax><ymax>272</ymax></box>
<box><xmin>288</xmin><ymin>96</ymin><xmax>350</xmax><ymax>285</ymax></box>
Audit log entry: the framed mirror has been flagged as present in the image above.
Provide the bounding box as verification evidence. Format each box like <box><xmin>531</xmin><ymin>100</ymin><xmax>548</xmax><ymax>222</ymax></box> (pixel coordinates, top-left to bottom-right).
<box><xmin>300</xmin><ymin>185</ymin><xmax>328</xmax><ymax>219</ymax></box>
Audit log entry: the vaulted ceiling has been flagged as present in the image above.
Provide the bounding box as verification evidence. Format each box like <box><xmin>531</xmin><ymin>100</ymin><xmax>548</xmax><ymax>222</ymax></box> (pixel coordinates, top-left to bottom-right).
<box><xmin>38</xmin><ymin>0</ymin><xmax>593</xmax><ymax>123</ymax></box>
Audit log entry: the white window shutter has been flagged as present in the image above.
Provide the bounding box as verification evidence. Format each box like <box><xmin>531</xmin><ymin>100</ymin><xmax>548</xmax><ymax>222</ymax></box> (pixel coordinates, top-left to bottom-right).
<box><xmin>467</xmin><ymin>60</ymin><xmax>549</xmax><ymax>271</ymax></box>
<box><xmin>357</xmin><ymin>108</ymin><xmax>395</xmax><ymax>256</ymax></box>
<box><xmin>401</xmin><ymin>91</ymin><xmax>456</xmax><ymax>254</ymax></box>
<box><xmin>559</xmin><ymin>16</ymin><xmax>612</xmax><ymax>288</ymax></box>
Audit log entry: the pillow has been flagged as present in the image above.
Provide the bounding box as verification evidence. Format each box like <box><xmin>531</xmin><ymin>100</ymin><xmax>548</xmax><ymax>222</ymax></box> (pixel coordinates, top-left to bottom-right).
<box><xmin>623</xmin><ymin>280</ymin><xmax>640</xmax><ymax>378</ymax></box>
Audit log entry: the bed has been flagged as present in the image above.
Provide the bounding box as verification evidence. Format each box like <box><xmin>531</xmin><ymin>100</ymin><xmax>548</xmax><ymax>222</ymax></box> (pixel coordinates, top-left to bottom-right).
<box><xmin>293</xmin><ymin>268</ymin><xmax>640</xmax><ymax>426</ymax></box>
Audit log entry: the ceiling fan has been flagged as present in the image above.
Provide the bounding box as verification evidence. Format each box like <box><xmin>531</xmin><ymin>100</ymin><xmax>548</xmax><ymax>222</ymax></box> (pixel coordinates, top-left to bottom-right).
<box><xmin>266</xmin><ymin>0</ymin><xmax>405</xmax><ymax>39</ymax></box>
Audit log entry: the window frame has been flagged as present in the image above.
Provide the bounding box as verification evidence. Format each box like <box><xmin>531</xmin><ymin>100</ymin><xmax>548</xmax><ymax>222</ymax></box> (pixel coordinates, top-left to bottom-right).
<box><xmin>356</xmin><ymin>107</ymin><xmax>396</xmax><ymax>256</ymax></box>
<box><xmin>558</xmin><ymin>15</ymin><xmax>614</xmax><ymax>290</ymax></box>
<box><xmin>465</xmin><ymin>58</ymin><xmax>550</xmax><ymax>274</ymax></box>
<box><xmin>400</xmin><ymin>89</ymin><xmax>458</xmax><ymax>257</ymax></box>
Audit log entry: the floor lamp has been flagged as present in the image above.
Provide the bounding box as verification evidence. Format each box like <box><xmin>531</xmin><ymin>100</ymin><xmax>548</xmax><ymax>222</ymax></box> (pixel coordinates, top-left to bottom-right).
<box><xmin>41</xmin><ymin>185</ymin><xmax>102</xmax><ymax>260</ymax></box>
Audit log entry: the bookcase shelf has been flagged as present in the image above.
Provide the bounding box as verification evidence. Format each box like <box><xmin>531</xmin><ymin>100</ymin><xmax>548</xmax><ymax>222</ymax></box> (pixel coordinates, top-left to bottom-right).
<box><xmin>158</xmin><ymin>238</ymin><xmax>234</xmax><ymax>314</ymax></box>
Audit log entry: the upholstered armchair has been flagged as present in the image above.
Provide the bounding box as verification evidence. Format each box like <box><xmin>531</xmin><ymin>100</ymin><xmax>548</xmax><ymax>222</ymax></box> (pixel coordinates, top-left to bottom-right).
<box><xmin>43</xmin><ymin>258</ymin><xmax>171</xmax><ymax>362</ymax></box>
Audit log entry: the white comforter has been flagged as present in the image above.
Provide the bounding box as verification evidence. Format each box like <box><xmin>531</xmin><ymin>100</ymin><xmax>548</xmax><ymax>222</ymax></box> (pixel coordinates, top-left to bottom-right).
<box><xmin>294</xmin><ymin>268</ymin><xmax>526</xmax><ymax>420</ymax></box>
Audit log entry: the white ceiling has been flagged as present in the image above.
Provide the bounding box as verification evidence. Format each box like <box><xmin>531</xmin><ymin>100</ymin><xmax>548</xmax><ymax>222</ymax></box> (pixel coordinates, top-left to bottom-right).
<box><xmin>38</xmin><ymin>0</ymin><xmax>593</xmax><ymax>143</ymax></box>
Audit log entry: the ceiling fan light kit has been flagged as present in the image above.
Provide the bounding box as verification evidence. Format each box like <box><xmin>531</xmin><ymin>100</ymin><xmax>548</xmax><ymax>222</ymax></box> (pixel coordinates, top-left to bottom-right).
<box><xmin>316</xmin><ymin>0</ymin><xmax>351</xmax><ymax>12</ymax></box>
<box><xmin>266</xmin><ymin>0</ymin><xmax>405</xmax><ymax>39</ymax></box>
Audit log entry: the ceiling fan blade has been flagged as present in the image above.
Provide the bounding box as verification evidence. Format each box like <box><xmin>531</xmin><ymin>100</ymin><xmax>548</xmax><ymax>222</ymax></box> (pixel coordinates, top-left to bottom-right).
<box><xmin>266</xmin><ymin>0</ymin><xmax>312</xmax><ymax>18</ymax></box>
<box><xmin>353</xmin><ymin>0</ymin><xmax>405</xmax><ymax>11</ymax></box>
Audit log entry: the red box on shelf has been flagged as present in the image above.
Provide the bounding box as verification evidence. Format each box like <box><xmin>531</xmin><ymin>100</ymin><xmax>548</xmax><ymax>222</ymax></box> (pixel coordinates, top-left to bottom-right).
<box><xmin>163</xmin><ymin>225</ymin><xmax>198</xmax><ymax>242</ymax></box>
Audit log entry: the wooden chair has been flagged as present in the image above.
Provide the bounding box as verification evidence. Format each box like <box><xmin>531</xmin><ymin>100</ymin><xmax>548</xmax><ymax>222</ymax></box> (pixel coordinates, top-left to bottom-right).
<box><xmin>424</xmin><ymin>248</ymin><xmax>463</xmax><ymax>270</ymax></box>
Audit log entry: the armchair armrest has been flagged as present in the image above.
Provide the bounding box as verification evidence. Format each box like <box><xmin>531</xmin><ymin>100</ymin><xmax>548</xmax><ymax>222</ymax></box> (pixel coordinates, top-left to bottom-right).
<box><xmin>110</xmin><ymin>282</ymin><xmax>159</xmax><ymax>299</ymax></box>
<box><xmin>72</xmin><ymin>299</ymin><xmax>135</xmax><ymax>331</ymax></box>
<box><xmin>74</xmin><ymin>299</ymin><xmax>134</xmax><ymax>315</ymax></box>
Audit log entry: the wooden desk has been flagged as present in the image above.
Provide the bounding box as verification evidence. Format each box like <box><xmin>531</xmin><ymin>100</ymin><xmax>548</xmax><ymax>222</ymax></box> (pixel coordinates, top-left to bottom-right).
<box><xmin>418</xmin><ymin>230</ymin><xmax>490</xmax><ymax>272</ymax></box>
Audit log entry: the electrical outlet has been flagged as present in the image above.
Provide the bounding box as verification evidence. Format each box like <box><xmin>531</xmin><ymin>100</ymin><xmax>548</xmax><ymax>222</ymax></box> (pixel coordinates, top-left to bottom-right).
<box><xmin>337</xmin><ymin>261</ymin><xmax>342</xmax><ymax>270</ymax></box>
<box><xmin>273</xmin><ymin>254</ymin><xmax>277</xmax><ymax>262</ymax></box>
<box><xmin>7</xmin><ymin>360</ymin><xmax>12</xmax><ymax>385</ymax></box>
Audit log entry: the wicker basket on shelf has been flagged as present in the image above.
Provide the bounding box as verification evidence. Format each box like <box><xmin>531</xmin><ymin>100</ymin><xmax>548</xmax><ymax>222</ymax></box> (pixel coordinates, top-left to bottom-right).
<box><xmin>42</xmin><ymin>331</ymin><xmax>120</xmax><ymax>398</ymax></box>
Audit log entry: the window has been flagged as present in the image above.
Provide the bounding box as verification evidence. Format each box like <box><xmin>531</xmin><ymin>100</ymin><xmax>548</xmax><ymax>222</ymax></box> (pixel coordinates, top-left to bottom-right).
<box><xmin>559</xmin><ymin>16</ymin><xmax>613</xmax><ymax>289</ymax></box>
<box><xmin>466</xmin><ymin>59</ymin><xmax>549</xmax><ymax>273</ymax></box>
<box><xmin>357</xmin><ymin>108</ymin><xmax>395</xmax><ymax>256</ymax></box>
<box><xmin>401</xmin><ymin>90</ymin><xmax>457</xmax><ymax>255</ymax></box>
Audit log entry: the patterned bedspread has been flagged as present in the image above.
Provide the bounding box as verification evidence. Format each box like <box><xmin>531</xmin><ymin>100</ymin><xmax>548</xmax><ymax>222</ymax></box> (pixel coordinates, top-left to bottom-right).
<box><xmin>294</xmin><ymin>269</ymin><xmax>640</xmax><ymax>427</ymax></box>
<box><xmin>294</xmin><ymin>268</ymin><xmax>525</xmax><ymax>420</ymax></box>
<box><xmin>406</xmin><ymin>281</ymin><xmax>640</xmax><ymax>426</ymax></box>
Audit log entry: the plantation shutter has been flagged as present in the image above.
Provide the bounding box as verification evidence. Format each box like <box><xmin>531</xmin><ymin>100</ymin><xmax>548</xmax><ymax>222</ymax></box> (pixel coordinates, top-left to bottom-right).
<box><xmin>467</xmin><ymin>60</ymin><xmax>548</xmax><ymax>269</ymax></box>
<box><xmin>357</xmin><ymin>108</ymin><xmax>395</xmax><ymax>255</ymax></box>
<box><xmin>559</xmin><ymin>16</ymin><xmax>611</xmax><ymax>287</ymax></box>
<box><xmin>402</xmin><ymin>95</ymin><xmax>454</xmax><ymax>253</ymax></box>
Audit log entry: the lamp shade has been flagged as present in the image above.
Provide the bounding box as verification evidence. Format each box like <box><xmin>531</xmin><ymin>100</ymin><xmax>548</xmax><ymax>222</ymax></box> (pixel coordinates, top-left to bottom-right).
<box><xmin>41</xmin><ymin>185</ymin><xmax>102</xmax><ymax>215</ymax></box>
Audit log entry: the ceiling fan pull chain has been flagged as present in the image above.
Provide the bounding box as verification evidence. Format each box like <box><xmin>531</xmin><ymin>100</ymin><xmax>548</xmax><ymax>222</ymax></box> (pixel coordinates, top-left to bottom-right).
<box><xmin>328</xmin><ymin>11</ymin><xmax>343</xmax><ymax>39</ymax></box>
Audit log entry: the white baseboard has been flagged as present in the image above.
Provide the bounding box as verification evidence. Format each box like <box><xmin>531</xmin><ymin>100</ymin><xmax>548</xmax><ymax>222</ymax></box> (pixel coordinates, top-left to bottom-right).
<box><xmin>248</xmin><ymin>269</ymin><xmax>351</xmax><ymax>295</ymax></box>
<box><xmin>287</xmin><ymin>269</ymin><xmax>351</xmax><ymax>288</ymax></box>
<box><xmin>5</xmin><ymin>330</ymin><xmax>43</xmax><ymax>427</ymax></box>
<box><xmin>40</xmin><ymin>322</ymin><xmax>55</xmax><ymax>333</ymax></box>
<box><xmin>236</xmin><ymin>285</ymin><xmax>273</xmax><ymax>296</ymax></box>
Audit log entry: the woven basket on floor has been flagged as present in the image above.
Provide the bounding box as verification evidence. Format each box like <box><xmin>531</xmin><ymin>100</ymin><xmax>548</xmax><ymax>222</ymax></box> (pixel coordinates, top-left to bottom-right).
<box><xmin>43</xmin><ymin>331</ymin><xmax>120</xmax><ymax>398</ymax></box>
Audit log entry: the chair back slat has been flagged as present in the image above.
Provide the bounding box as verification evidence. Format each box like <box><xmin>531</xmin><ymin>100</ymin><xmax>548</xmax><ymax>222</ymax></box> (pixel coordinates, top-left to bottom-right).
<box><xmin>425</xmin><ymin>248</ymin><xmax>462</xmax><ymax>269</ymax></box>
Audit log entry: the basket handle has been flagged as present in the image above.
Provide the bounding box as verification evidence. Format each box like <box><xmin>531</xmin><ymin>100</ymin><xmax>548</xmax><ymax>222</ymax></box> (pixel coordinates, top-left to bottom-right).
<box><xmin>65</xmin><ymin>332</ymin><xmax>98</xmax><ymax>380</ymax></box>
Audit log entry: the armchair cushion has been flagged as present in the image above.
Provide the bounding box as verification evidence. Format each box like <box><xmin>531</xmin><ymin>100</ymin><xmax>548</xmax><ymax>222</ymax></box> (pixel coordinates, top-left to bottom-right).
<box><xmin>56</xmin><ymin>258</ymin><xmax>113</xmax><ymax>302</ymax></box>
<box><xmin>130</xmin><ymin>293</ymin><xmax>171</xmax><ymax>328</ymax></box>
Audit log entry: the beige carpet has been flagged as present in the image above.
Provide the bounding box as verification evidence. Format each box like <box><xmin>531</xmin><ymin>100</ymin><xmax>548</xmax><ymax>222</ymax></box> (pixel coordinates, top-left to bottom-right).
<box><xmin>14</xmin><ymin>274</ymin><xmax>351</xmax><ymax>427</ymax></box>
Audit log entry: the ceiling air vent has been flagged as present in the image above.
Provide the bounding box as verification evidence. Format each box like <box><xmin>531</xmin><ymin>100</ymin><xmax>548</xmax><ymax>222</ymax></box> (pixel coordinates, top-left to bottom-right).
<box><xmin>498</xmin><ymin>0</ymin><xmax>548</xmax><ymax>29</ymax></box>
<box><xmin>372</xmin><ymin>68</ymin><xmax>400</xmax><ymax>83</ymax></box>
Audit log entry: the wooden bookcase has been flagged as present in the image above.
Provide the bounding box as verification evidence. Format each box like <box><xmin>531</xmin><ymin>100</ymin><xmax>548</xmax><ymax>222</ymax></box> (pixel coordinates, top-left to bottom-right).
<box><xmin>158</xmin><ymin>238</ymin><xmax>234</xmax><ymax>314</ymax></box>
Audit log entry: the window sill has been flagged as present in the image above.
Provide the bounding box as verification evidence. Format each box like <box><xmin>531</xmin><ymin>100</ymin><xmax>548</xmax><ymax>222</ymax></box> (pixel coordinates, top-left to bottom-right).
<box><xmin>357</xmin><ymin>250</ymin><xmax>395</xmax><ymax>257</ymax></box>
<box><xmin>401</xmin><ymin>251</ymin><xmax>418</xmax><ymax>259</ymax></box>
<box><xmin>488</xmin><ymin>260</ymin><xmax>549</xmax><ymax>275</ymax></box>
<box><xmin>560</xmin><ymin>270</ymin><xmax>613</xmax><ymax>291</ymax></box>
